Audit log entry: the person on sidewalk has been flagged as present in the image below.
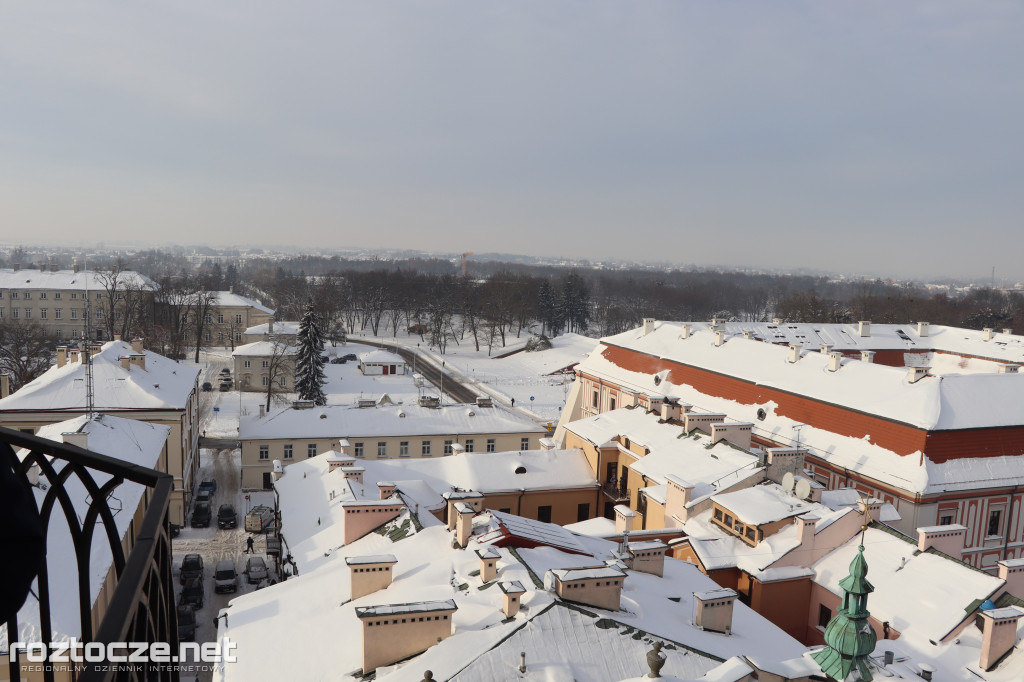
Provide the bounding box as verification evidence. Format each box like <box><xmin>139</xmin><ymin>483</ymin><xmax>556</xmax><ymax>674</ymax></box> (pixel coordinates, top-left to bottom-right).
<box><xmin>245</xmin><ymin>536</ymin><xmax>255</xmax><ymax>554</ymax></box>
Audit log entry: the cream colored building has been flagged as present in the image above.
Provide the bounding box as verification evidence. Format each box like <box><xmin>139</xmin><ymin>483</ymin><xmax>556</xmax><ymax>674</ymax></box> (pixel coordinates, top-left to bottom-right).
<box><xmin>238</xmin><ymin>402</ymin><xmax>547</xmax><ymax>489</ymax></box>
<box><xmin>0</xmin><ymin>339</ymin><xmax>200</xmax><ymax>524</ymax></box>
<box><xmin>204</xmin><ymin>290</ymin><xmax>274</xmax><ymax>347</ymax></box>
<box><xmin>232</xmin><ymin>340</ymin><xmax>297</xmax><ymax>391</ymax></box>
<box><xmin>0</xmin><ymin>265</ymin><xmax>156</xmax><ymax>341</ymax></box>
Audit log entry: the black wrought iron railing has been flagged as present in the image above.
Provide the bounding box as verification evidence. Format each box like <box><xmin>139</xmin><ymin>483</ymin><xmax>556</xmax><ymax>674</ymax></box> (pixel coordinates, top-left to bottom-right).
<box><xmin>601</xmin><ymin>481</ymin><xmax>631</xmax><ymax>501</ymax></box>
<box><xmin>0</xmin><ymin>425</ymin><xmax>179</xmax><ymax>682</ymax></box>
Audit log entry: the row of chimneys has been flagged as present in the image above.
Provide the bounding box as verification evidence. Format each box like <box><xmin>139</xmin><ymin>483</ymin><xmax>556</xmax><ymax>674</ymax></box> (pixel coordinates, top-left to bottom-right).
<box><xmin>669</xmin><ymin>320</ymin><xmax>940</xmax><ymax>341</ymax></box>
<box><xmin>9</xmin><ymin>259</ymin><xmax>82</xmax><ymax>273</ymax></box>
<box><xmin>54</xmin><ymin>338</ymin><xmax>146</xmax><ymax>369</ymax></box>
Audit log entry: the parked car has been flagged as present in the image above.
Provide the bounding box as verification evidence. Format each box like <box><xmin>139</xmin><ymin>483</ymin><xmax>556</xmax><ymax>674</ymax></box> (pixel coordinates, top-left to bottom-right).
<box><xmin>199</xmin><ymin>478</ymin><xmax>217</xmax><ymax>494</ymax></box>
<box><xmin>218</xmin><ymin>383</ymin><xmax>231</xmax><ymax>392</ymax></box>
<box><xmin>218</xmin><ymin>504</ymin><xmax>238</xmax><ymax>529</ymax></box>
<box><xmin>244</xmin><ymin>556</ymin><xmax>269</xmax><ymax>585</ymax></box>
<box><xmin>169</xmin><ymin>522</ymin><xmax>181</xmax><ymax>538</ymax></box>
<box><xmin>177</xmin><ymin>604</ymin><xmax>197</xmax><ymax>641</ymax></box>
<box><xmin>330</xmin><ymin>357</ymin><xmax>345</xmax><ymax>364</ymax></box>
<box><xmin>213</xmin><ymin>560</ymin><xmax>238</xmax><ymax>594</ymax></box>
<box><xmin>343</xmin><ymin>353</ymin><xmax>358</xmax><ymax>362</ymax></box>
<box><xmin>195</xmin><ymin>489</ymin><xmax>212</xmax><ymax>505</ymax></box>
<box><xmin>220</xmin><ymin>368</ymin><xmax>231</xmax><ymax>375</ymax></box>
<box><xmin>201</xmin><ymin>382</ymin><xmax>213</xmax><ymax>392</ymax></box>
<box><xmin>179</xmin><ymin>577</ymin><xmax>204</xmax><ymax>609</ymax></box>
<box><xmin>180</xmin><ymin>554</ymin><xmax>204</xmax><ymax>584</ymax></box>
<box><xmin>245</xmin><ymin>505</ymin><xmax>276</xmax><ymax>533</ymax></box>
<box><xmin>191</xmin><ymin>502</ymin><xmax>212</xmax><ymax>528</ymax></box>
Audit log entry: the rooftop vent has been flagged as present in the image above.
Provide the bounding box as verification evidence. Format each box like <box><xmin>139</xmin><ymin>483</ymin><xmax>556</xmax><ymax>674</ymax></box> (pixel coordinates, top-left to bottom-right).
<box><xmin>358</xmin><ymin>398</ymin><xmax>376</xmax><ymax>408</ymax></box>
<box><xmin>984</xmin><ymin>328</ymin><xmax>995</xmax><ymax>341</ymax></box>
<box><xmin>819</xmin><ymin>343</ymin><xmax>833</xmax><ymax>355</ymax></box>
<box><xmin>680</xmin><ymin>324</ymin><xmax>692</xmax><ymax>340</ymax></box>
<box><xmin>858</xmin><ymin>321</ymin><xmax>871</xmax><ymax>337</ymax></box>
<box><xmin>998</xmin><ymin>364</ymin><xmax>1020</xmax><ymax>374</ymax></box>
<box><xmin>827</xmin><ymin>351</ymin><xmax>843</xmax><ymax>372</ymax></box>
<box><xmin>861</xmin><ymin>350</ymin><xmax>875</xmax><ymax>363</ymax></box>
<box><xmin>788</xmin><ymin>345</ymin><xmax>800</xmax><ymax>364</ymax></box>
<box><xmin>418</xmin><ymin>396</ymin><xmax>440</xmax><ymax>408</ymax></box>
<box><xmin>642</xmin><ymin>318</ymin><xmax>656</xmax><ymax>336</ymax></box>
<box><xmin>917</xmin><ymin>321</ymin><xmax>930</xmax><ymax>337</ymax></box>
<box><xmin>907</xmin><ymin>366</ymin><xmax>930</xmax><ymax>384</ymax></box>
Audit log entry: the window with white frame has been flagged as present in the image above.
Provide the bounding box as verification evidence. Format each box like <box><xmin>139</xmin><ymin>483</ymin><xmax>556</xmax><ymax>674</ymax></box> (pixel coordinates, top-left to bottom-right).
<box><xmin>236</xmin><ymin>314</ymin><xmax>242</xmax><ymax>324</ymax></box>
<box><xmin>244</xmin><ymin>360</ymin><xmax>251</xmax><ymax>368</ymax></box>
<box><xmin>307</xmin><ymin>443</ymin><xmax>317</xmax><ymax>458</ymax></box>
<box><xmin>40</xmin><ymin>309</ymin><xmax>47</xmax><ymax>319</ymax></box>
<box><xmin>262</xmin><ymin>360</ymin><xmax>269</xmax><ymax>368</ymax></box>
<box><xmin>354</xmin><ymin>442</ymin><xmax>364</xmax><ymax>458</ymax></box>
<box><xmin>12</xmin><ymin>309</ymin><xmax>18</xmax><ymax>319</ymax></box>
<box><xmin>217</xmin><ymin>314</ymin><xmax>224</xmax><ymax>323</ymax></box>
<box><xmin>39</xmin><ymin>292</ymin><xmax>47</xmax><ymax>299</ymax></box>
<box><xmin>521</xmin><ymin>437</ymin><xmax>530</xmax><ymax>450</ymax></box>
<box><xmin>54</xmin><ymin>308</ymin><xmax>62</xmax><ymax>319</ymax></box>
<box><xmin>283</xmin><ymin>444</ymin><xmax>293</xmax><ymax>460</ymax></box>
<box><xmin>259</xmin><ymin>445</ymin><xmax>269</xmax><ymax>460</ymax></box>
<box><xmin>465</xmin><ymin>439</ymin><xmax>474</xmax><ymax>452</ymax></box>
<box><xmin>377</xmin><ymin>442</ymin><xmax>387</xmax><ymax>457</ymax></box>
<box><xmin>421</xmin><ymin>440</ymin><xmax>431</xmax><ymax>456</ymax></box>
<box><xmin>399</xmin><ymin>441</ymin><xmax>409</xmax><ymax>457</ymax></box>
<box><xmin>444</xmin><ymin>440</ymin><xmax>453</xmax><ymax>455</ymax></box>
<box><xmin>262</xmin><ymin>376</ymin><xmax>268</xmax><ymax>386</ymax></box>
<box><xmin>487</xmin><ymin>438</ymin><xmax>496</xmax><ymax>452</ymax></box>
<box><xmin>279</xmin><ymin>376</ymin><xmax>287</xmax><ymax>387</ymax></box>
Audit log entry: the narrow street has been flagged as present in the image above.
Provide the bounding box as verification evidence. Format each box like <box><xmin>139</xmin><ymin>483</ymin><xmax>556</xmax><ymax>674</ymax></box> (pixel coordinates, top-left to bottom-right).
<box><xmin>358</xmin><ymin>339</ymin><xmax>482</xmax><ymax>404</ymax></box>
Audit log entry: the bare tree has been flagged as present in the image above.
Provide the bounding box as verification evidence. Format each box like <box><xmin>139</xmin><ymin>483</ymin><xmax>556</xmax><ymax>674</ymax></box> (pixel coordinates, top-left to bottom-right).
<box><xmin>0</xmin><ymin>319</ymin><xmax>52</xmax><ymax>391</ymax></box>
<box><xmin>263</xmin><ymin>340</ymin><xmax>295</xmax><ymax>412</ymax></box>
<box><xmin>191</xmin><ymin>290</ymin><xmax>218</xmax><ymax>363</ymax></box>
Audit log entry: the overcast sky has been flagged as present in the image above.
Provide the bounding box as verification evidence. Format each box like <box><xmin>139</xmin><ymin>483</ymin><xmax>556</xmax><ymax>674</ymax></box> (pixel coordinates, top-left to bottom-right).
<box><xmin>2</xmin><ymin>2</ymin><xmax>1022</xmax><ymax>280</ymax></box>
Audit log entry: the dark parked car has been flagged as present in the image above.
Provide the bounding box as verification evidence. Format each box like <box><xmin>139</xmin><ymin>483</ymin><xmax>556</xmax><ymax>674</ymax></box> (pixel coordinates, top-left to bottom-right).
<box><xmin>191</xmin><ymin>502</ymin><xmax>212</xmax><ymax>528</ymax></box>
<box><xmin>244</xmin><ymin>556</ymin><xmax>269</xmax><ymax>584</ymax></box>
<box><xmin>213</xmin><ymin>560</ymin><xmax>238</xmax><ymax>594</ymax></box>
<box><xmin>219</xmin><ymin>383</ymin><xmax>231</xmax><ymax>392</ymax></box>
<box><xmin>179</xmin><ymin>577</ymin><xmax>204</xmax><ymax>609</ymax></box>
<box><xmin>180</xmin><ymin>554</ymin><xmax>204</xmax><ymax>584</ymax></box>
<box><xmin>343</xmin><ymin>353</ymin><xmax>358</xmax><ymax>362</ymax></box>
<box><xmin>199</xmin><ymin>478</ymin><xmax>217</xmax><ymax>494</ymax></box>
<box><xmin>177</xmin><ymin>605</ymin><xmax>197</xmax><ymax>641</ymax></box>
<box><xmin>330</xmin><ymin>357</ymin><xmax>345</xmax><ymax>364</ymax></box>
<box><xmin>201</xmin><ymin>382</ymin><xmax>213</xmax><ymax>392</ymax></box>
<box><xmin>169</xmin><ymin>522</ymin><xmax>181</xmax><ymax>538</ymax></box>
<box><xmin>218</xmin><ymin>504</ymin><xmax>238</xmax><ymax>529</ymax></box>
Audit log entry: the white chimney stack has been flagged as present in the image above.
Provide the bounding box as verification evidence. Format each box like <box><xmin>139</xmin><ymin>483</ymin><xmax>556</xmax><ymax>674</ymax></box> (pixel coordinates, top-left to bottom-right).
<box><xmin>714</xmin><ymin>330</ymin><xmax>726</xmax><ymax>347</ymax></box>
<box><xmin>742</xmin><ymin>330</ymin><xmax>755</xmax><ymax>340</ymax></box>
<box><xmin>984</xmin><ymin>328</ymin><xmax>994</xmax><ymax>341</ymax></box>
<box><xmin>998</xmin><ymin>364</ymin><xmax>1020</xmax><ymax>374</ymax></box>
<box><xmin>907</xmin><ymin>366</ymin><xmax>930</xmax><ymax>384</ymax></box>
<box><xmin>917</xmin><ymin>321</ymin><xmax>930</xmax><ymax>337</ymax></box>
<box><xmin>819</xmin><ymin>343</ymin><xmax>832</xmax><ymax>355</ymax></box>
<box><xmin>858</xmin><ymin>321</ymin><xmax>871</xmax><ymax>337</ymax></box>
<box><xmin>860</xmin><ymin>350</ymin><xmax>875</xmax><ymax>363</ymax></box>
<box><xmin>788</xmin><ymin>345</ymin><xmax>800</xmax><ymax>363</ymax></box>
<box><xmin>642</xmin><ymin>318</ymin><xmax>656</xmax><ymax>336</ymax></box>
<box><xmin>827</xmin><ymin>351</ymin><xmax>843</xmax><ymax>372</ymax></box>
<box><xmin>680</xmin><ymin>324</ymin><xmax>692</xmax><ymax>339</ymax></box>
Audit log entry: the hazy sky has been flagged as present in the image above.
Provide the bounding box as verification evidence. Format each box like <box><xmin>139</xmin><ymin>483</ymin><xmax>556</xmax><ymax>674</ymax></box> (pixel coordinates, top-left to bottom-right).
<box><xmin>2</xmin><ymin>2</ymin><xmax>1022</xmax><ymax>280</ymax></box>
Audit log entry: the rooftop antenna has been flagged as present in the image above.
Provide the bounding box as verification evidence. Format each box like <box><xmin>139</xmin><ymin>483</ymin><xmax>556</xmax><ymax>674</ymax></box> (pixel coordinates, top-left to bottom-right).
<box><xmin>84</xmin><ymin>256</ymin><xmax>95</xmax><ymax>419</ymax></box>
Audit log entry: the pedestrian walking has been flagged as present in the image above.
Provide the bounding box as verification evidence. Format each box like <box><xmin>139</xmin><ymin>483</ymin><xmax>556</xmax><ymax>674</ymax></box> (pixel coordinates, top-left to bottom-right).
<box><xmin>510</xmin><ymin>397</ymin><xmax>515</xmax><ymax>407</ymax></box>
<box><xmin>245</xmin><ymin>536</ymin><xmax>255</xmax><ymax>554</ymax></box>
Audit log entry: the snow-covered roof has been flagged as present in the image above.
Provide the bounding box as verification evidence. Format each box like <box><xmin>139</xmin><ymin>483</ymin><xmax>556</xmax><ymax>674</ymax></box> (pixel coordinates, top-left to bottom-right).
<box><xmin>0</xmin><ymin>267</ymin><xmax>157</xmax><ymax>291</ymax></box>
<box><xmin>586</xmin><ymin>323</ymin><xmax>1024</xmax><ymax>431</ymax></box>
<box><xmin>814</xmin><ymin>527</ymin><xmax>1003</xmax><ymax>642</ymax></box>
<box><xmin>240</xmin><ymin>402</ymin><xmax>546</xmax><ymax>440</ymax></box>
<box><xmin>4</xmin><ymin>415</ymin><xmax>169</xmax><ymax>644</ymax></box>
<box><xmin>345</xmin><ymin>554</ymin><xmax>398</xmax><ymax>565</ymax></box>
<box><xmin>211</xmin><ymin>290</ymin><xmax>274</xmax><ymax>313</ymax></box>
<box><xmin>564</xmin><ymin>408</ymin><xmax>762</xmax><ymax>502</ymax></box>
<box><xmin>712</xmin><ymin>486</ymin><xmax>816</xmax><ymax>526</ymax></box>
<box><xmin>244</xmin><ymin>320</ymin><xmax>300</xmax><ymax>336</ymax></box>
<box><xmin>230</xmin><ymin>340</ymin><xmax>296</xmax><ymax>357</ymax></box>
<box><xmin>679</xmin><ymin>321</ymin><xmax>1024</xmax><ymax>365</ymax></box>
<box><xmin>550</xmin><ymin>566</ymin><xmax>625</xmax><ymax>581</ymax></box>
<box><xmin>359</xmin><ymin>349</ymin><xmax>405</xmax><ymax>364</ymax></box>
<box><xmin>0</xmin><ymin>340</ymin><xmax>199</xmax><ymax>411</ymax></box>
<box><xmin>355</xmin><ymin>599</ymin><xmax>457</xmax><ymax>617</ymax></box>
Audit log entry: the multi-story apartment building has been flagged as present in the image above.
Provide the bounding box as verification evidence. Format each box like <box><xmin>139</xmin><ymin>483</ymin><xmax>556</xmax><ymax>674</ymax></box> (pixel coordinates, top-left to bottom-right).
<box><xmin>0</xmin><ymin>339</ymin><xmax>200</xmax><ymax>524</ymax></box>
<box><xmin>0</xmin><ymin>265</ymin><xmax>156</xmax><ymax>341</ymax></box>
<box><xmin>203</xmin><ymin>290</ymin><xmax>274</xmax><ymax>347</ymax></box>
<box><xmin>557</xmin><ymin>320</ymin><xmax>1024</xmax><ymax>572</ymax></box>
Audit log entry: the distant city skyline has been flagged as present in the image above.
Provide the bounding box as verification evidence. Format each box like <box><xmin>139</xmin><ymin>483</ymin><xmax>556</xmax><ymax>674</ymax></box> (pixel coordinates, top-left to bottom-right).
<box><xmin>2</xmin><ymin>2</ymin><xmax>1021</xmax><ymax>281</ymax></box>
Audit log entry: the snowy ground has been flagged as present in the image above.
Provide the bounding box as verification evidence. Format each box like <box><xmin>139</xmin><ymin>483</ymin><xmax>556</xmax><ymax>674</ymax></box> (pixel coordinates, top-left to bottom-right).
<box><xmin>345</xmin><ymin>329</ymin><xmax>598</xmax><ymax>422</ymax></box>
<box><xmin>170</xmin><ymin>448</ymin><xmax>276</xmax><ymax>682</ymax></box>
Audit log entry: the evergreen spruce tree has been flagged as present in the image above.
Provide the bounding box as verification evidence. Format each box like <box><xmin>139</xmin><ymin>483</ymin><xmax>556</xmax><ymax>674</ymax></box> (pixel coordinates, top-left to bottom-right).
<box><xmin>538</xmin><ymin>280</ymin><xmax>562</xmax><ymax>337</ymax></box>
<box><xmin>294</xmin><ymin>303</ymin><xmax>328</xmax><ymax>405</ymax></box>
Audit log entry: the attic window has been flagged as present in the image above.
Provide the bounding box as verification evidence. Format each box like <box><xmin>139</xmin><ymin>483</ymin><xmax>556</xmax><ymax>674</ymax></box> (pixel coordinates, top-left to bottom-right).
<box><xmin>320</xmin><ymin>414</ymin><xmax>327</xmax><ymax>419</ymax></box>
<box><xmin>514</xmin><ymin>466</ymin><xmax>527</xmax><ymax>474</ymax></box>
<box><xmin>653</xmin><ymin>375</ymin><xmax>662</xmax><ymax>386</ymax></box>
<box><xmin>756</xmin><ymin>408</ymin><xmax>767</xmax><ymax>421</ymax></box>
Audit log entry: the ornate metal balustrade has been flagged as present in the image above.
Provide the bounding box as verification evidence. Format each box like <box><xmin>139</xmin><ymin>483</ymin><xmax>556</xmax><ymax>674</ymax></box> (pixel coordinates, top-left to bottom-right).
<box><xmin>600</xmin><ymin>480</ymin><xmax>631</xmax><ymax>502</ymax></box>
<box><xmin>0</xmin><ymin>425</ymin><xmax>178</xmax><ymax>682</ymax></box>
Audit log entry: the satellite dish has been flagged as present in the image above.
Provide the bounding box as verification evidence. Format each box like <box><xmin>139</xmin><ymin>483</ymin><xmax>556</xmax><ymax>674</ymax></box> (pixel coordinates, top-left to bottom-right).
<box><xmin>795</xmin><ymin>478</ymin><xmax>812</xmax><ymax>501</ymax></box>
<box><xmin>782</xmin><ymin>472</ymin><xmax>795</xmax><ymax>495</ymax></box>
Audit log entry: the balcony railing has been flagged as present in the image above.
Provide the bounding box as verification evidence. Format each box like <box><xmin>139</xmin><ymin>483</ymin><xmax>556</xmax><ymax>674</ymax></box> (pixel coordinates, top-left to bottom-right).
<box><xmin>0</xmin><ymin>425</ymin><xmax>179</xmax><ymax>682</ymax></box>
<box><xmin>601</xmin><ymin>481</ymin><xmax>631</xmax><ymax>502</ymax></box>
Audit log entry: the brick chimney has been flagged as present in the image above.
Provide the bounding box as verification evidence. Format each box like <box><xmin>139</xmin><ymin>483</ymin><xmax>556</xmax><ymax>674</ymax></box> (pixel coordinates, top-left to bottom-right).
<box><xmin>113</xmin><ymin>333</ymin><xmax>122</xmax><ymax>342</ymax></box>
<box><xmin>627</xmin><ymin>540</ymin><xmax>667</xmax><ymax>577</ymax></box>
<box><xmin>665</xmin><ymin>475</ymin><xmax>694</xmax><ymax>523</ymax></box>
<box><xmin>342</xmin><ymin>466</ymin><xmax>365</xmax><ymax>485</ymax></box>
<box><xmin>56</xmin><ymin>346</ymin><xmax>67</xmax><ymax>368</ymax></box>
<box><xmin>61</xmin><ymin>431</ymin><xmax>89</xmax><ymax>450</ymax></box>
<box><xmin>917</xmin><ymin>524</ymin><xmax>966</xmax><ymax>556</ymax></box>
<box><xmin>345</xmin><ymin>555</ymin><xmax>398</xmax><ymax>600</ymax></box>
<box><xmin>0</xmin><ymin>373</ymin><xmax>10</xmax><ymax>399</ymax></box>
<box><xmin>614</xmin><ymin>504</ymin><xmax>637</xmax><ymax>533</ymax></box>
<box><xmin>765</xmin><ymin>448</ymin><xmax>806</xmax><ymax>484</ymax></box>
<box><xmin>120</xmin><ymin>356</ymin><xmax>131</xmax><ymax>371</ymax></box>
<box><xmin>979</xmin><ymin>607</ymin><xmax>1024</xmax><ymax>671</ymax></box>
<box><xmin>547</xmin><ymin>566</ymin><xmax>625</xmax><ymax>611</ymax></box>
<box><xmin>443</xmin><ymin>492</ymin><xmax>484</xmax><ymax>530</ymax></box>
<box><xmin>711</xmin><ymin>422</ymin><xmax>753</xmax><ymax>450</ymax></box>
<box><xmin>693</xmin><ymin>588</ymin><xmax>738</xmax><ymax>634</ymax></box>
<box><xmin>660</xmin><ymin>401</ymin><xmax>681</xmax><ymax>423</ymax></box>
<box><xmin>377</xmin><ymin>481</ymin><xmax>397</xmax><ymax>499</ymax></box>
<box><xmin>538</xmin><ymin>437</ymin><xmax>556</xmax><ymax>451</ymax></box>
<box><xmin>454</xmin><ymin>502</ymin><xmax>476</xmax><ymax>547</ymax></box>
<box><xmin>796</xmin><ymin>513</ymin><xmax>818</xmax><ymax>550</ymax></box>
<box><xmin>476</xmin><ymin>546</ymin><xmax>500</xmax><ymax>582</ymax></box>
<box><xmin>998</xmin><ymin>559</ymin><xmax>1024</xmax><ymax>599</ymax></box>
<box><xmin>499</xmin><ymin>581</ymin><xmax>526</xmax><ymax>618</ymax></box>
<box><xmin>341</xmin><ymin>501</ymin><xmax>403</xmax><ymax>544</ymax></box>
<box><xmin>355</xmin><ymin>600</ymin><xmax>457</xmax><ymax>673</ymax></box>
<box><xmin>131</xmin><ymin>337</ymin><xmax>144</xmax><ymax>353</ymax></box>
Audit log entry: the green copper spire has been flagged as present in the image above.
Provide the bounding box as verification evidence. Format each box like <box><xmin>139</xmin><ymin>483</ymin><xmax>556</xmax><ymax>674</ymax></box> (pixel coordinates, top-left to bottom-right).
<box><xmin>812</xmin><ymin>544</ymin><xmax>877</xmax><ymax>681</ymax></box>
